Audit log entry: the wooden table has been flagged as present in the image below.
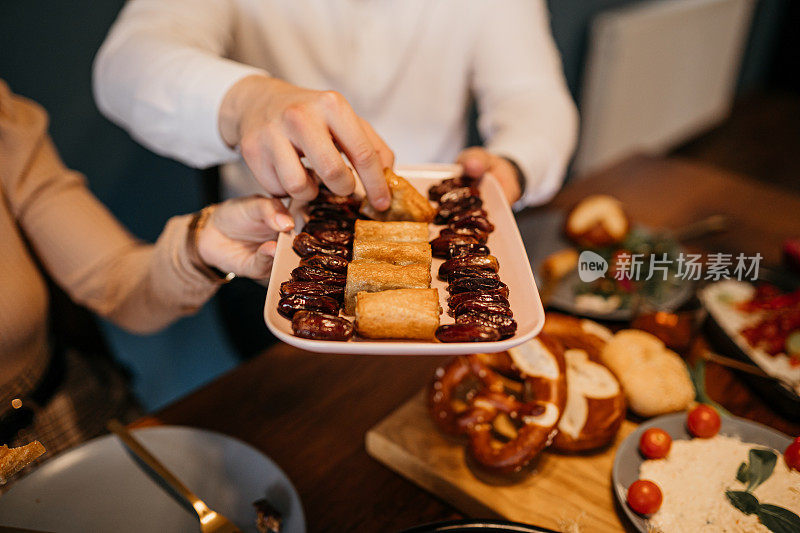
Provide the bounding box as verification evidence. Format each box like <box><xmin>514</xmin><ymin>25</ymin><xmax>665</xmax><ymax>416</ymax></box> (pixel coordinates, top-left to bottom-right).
<box><xmin>139</xmin><ymin>155</ymin><xmax>800</xmax><ymax>532</ymax></box>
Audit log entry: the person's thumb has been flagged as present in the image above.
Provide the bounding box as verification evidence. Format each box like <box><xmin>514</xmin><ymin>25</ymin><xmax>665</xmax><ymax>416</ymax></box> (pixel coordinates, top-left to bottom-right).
<box><xmin>239</xmin><ymin>241</ymin><xmax>277</xmax><ymax>279</ymax></box>
<box><xmin>457</xmin><ymin>147</ymin><xmax>491</xmax><ymax>178</ymax></box>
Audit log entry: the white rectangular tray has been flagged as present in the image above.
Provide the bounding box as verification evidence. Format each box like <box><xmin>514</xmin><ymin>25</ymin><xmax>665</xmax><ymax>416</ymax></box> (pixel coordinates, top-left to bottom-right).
<box><xmin>263</xmin><ymin>164</ymin><xmax>544</xmax><ymax>355</ymax></box>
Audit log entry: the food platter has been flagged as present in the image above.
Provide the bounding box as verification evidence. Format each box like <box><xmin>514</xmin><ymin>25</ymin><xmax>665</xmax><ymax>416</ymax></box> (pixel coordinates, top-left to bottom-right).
<box><xmin>612</xmin><ymin>412</ymin><xmax>792</xmax><ymax>532</ymax></box>
<box><xmin>700</xmin><ymin>268</ymin><xmax>800</xmax><ymax>420</ymax></box>
<box><xmin>264</xmin><ymin>164</ymin><xmax>544</xmax><ymax>355</ymax></box>
<box><xmin>521</xmin><ymin>209</ymin><xmax>694</xmax><ymax>321</ymax></box>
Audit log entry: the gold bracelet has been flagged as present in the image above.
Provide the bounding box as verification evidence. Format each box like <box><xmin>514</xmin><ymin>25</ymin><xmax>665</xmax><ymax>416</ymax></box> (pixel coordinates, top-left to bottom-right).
<box><xmin>187</xmin><ymin>206</ymin><xmax>236</xmax><ymax>284</ymax></box>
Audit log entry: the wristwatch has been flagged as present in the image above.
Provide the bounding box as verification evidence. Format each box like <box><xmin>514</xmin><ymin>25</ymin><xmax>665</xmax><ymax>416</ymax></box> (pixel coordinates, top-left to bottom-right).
<box><xmin>187</xmin><ymin>206</ymin><xmax>236</xmax><ymax>284</ymax></box>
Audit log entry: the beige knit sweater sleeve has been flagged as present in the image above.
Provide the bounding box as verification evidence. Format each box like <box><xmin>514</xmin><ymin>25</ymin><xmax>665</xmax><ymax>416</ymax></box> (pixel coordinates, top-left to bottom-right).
<box><xmin>0</xmin><ymin>80</ymin><xmax>219</xmax><ymax>334</ymax></box>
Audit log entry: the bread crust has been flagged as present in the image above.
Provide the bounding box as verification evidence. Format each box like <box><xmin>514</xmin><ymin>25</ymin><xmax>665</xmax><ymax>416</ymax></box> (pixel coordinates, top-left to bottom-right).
<box><xmin>355</xmin><ymin>288</ymin><xmax>440</xmax><ymax>339</ymax></box>
<box><xmin>352</xmin><ymin>241</ymin><xmax>431</xmax><ymax>267</ymax></box>
<box><xmin>542</xmin><ymin>313</ymin><xmax>625</xmax><ymax>452</ymax></box>
<box><xmin>344</xmin><ymin>260</ymin><xmax>431</xmax><ymax>314</ymax></box>
<box><xmin>353</xmin><ymin>220</ymin><xmax>429</xmax><ymax>243</ymax></box>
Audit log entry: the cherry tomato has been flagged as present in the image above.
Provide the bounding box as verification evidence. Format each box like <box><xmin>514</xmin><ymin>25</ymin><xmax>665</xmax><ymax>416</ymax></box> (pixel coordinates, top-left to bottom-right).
<box><xmin>785</xmin><ymin>440</ymin><xmax>800</xmax><ymax>472</ymax></box>
<box><xmin>687</xmin><ymin>404</ymin><xmax>721</xmax><ymax>438</ymax></box>
<box><xmin>626</xmin><ymin>479</ymin><xmax>663</xmax><ymax>515</ymax></box>
<box><xmin>639</xmin><ymin>428</ymin><xmax>672</xmax><ymax>459</ymax></box>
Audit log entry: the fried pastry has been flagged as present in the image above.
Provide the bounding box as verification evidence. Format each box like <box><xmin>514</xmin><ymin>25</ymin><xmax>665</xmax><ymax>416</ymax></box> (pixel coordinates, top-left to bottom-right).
<box><xmin>0</xmin><ymin>441</ymin><xmax>46</xmax><ymax>484</ymax></box>
<box><xmin>344</xmin><ymin>260</ymin><xmax>431</xmax><ymax>314</ymax></box>
<box><xmin>353</xmin><ymin>220</ymin><xmax>429</xmax><ymax>243</ymax></box>
<box><xmin>352</xmin><ymin>241</ymin><xmax>432</xmax><ymax>267</ymax></box>
<box><xmin>360</xmin><ymin>168</ymin><xmax>436</xmax><ymax>222</ymax></box>
<box><xmin>355</xmin><ymin>288</ymin><xmax>441</xmax><ymax>339</ymax></box>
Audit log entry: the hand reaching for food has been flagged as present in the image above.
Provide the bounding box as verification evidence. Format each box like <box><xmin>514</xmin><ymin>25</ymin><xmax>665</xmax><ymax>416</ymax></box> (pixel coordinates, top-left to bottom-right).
<box><xmin>195</xmin><ymin>195</ymin><xmax>295</xmax><ymax>279</ymax></box>
<box><xmin>219</xmin><ymin>75</ymin><xmax>394</xmax><ymax>209</ymax></box>
<box><xmin>456</xmin><ymin>147</ymin><xmax>522</xmax><ymax>204</ymax></box>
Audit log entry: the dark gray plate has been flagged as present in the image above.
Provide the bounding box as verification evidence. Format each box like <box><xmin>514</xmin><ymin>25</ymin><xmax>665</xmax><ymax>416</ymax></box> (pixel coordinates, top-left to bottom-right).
<box><xmin>701</xmin><ymin>269</ymin><xmax>800</xmax><ymax>421</ymax></box>
<box><xmin>519</xmin><ymin>210</ymin><xmax>693</xmax><ymax>321</ymax></box>
<box><xmin>0</xmin><ymin>426</ymin><xmax>305</xmax><ymax>533</ymax></box>
<box><xmin>612</xmin><ymin>412</ymin><xmax>792</xmax><ymax>532</ymax></box>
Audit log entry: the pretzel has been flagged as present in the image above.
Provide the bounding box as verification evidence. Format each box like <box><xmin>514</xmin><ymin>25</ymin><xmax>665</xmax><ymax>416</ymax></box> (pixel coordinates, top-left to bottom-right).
<box><xmin>428</xmin><ymin>335</ymin><xmax>567</xmax><ymax>473</ymax></box>
<box><xmin>542</xmin><ymin>313</ymin><xmax>626</xmax><ymax>452</ymax></box>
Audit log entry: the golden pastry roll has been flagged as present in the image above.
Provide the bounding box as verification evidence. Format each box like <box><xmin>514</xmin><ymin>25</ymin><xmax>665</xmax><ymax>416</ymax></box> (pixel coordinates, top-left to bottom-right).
<box><xmin>352</xmin><ymin>241</ymin><xmax>432</xmax><ymax>267</ymax></box>
<box><xmin>355</xmin><ymin>288</ymin><xmax>441</xmax><ymax>340</ymax></box>
<box><xmin>354</xmin><ymin>220</ymin><xmax>429</xmax><ymax>243</ymax></box>
<box><xmin>360</xmin><ymin>169</ymin><xmax>436</xmax><ymax>222</ymax></box>
<box><xmin>344</xmin><ymin>260</ymin><xmax>431</xmax><ymax>314</ymax></box>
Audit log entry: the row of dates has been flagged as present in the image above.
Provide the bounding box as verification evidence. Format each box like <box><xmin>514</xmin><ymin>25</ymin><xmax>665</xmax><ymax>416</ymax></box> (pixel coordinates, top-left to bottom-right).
<box><xmin>278</xmin><ymin>188</ymin><xmax>357</xmax><ymax>341</ymax></box>
<box><xmin>429</xmin><ymin>177</ymin><xmax>517</xmax><ymax>343</ymax></box>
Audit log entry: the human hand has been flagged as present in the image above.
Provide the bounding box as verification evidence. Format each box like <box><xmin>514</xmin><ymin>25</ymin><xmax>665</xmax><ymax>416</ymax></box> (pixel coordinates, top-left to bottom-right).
<box><xmin>219</xmin><ymin>75</ymin><xmax>394</xmax><ymax>209</ymax></box>
<box><xmin>456</xmin><ymin>147</ymin><xmax>522</xmax><ymax>204</ymax></box>
<box><xmin>196</xmin><ymin>195</ymin><xmax>294</xmax><ymax>279</ymax></box>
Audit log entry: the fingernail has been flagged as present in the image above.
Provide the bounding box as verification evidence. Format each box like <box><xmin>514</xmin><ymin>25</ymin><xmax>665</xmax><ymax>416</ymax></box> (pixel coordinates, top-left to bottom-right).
<box><xmin>375</xmin><ymin>197</ymin><xmax>391</xmax><ymax>211</ymax></box>
<box><xmin>275</xmin><ymin>214</ymin><xmax>294</xmax><ymax>231</ymax></box>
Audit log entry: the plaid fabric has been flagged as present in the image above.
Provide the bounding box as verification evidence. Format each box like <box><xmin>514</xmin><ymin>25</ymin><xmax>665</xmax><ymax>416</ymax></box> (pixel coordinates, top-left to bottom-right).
<box><xmin>0</xmin><ymin>349</ymin><xmax>49</xmax><ymax>414</ymax></box>
<box><xmin>2</xmin><ymin>349</ymin><xmax>141</xmax><ymax>491</ymax></box>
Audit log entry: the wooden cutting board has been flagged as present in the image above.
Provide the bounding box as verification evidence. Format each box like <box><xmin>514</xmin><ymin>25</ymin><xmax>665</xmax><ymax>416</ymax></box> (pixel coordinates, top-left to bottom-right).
<box><xmin>366</xmin><ymin>391</ymin><xmax>638</xmax><ymax>532</ymax></box>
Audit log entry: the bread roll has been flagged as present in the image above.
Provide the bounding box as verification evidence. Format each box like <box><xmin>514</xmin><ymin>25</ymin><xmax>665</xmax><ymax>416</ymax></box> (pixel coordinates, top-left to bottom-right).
<box><xmin>564</xmin><ymin>195</ymin><xmax>629</xmax><ymax>247</ymax></box>
<box><xmin>354</xmin><ymin>220</ymin><xmax>429</xmax><ymax>243</ymax></box>
<box><xmin>355</xmin><ymin>288</ymin><xmax>440</xmax><ymax>339</ymax></box>
<box><xmin>541</xmin><ymin>248</ymin><xmax>579</xmax><ymax>281</ymax></box>
<box><xmin>344</xmin><ymin>260</ymin><xmax>431</xmax><ymax>314</ymax></box>
<box><xmin>600</xmin><ymin>329</ymin><xmax>695</xmax><ymax>417</ymax></box>
<box><xmin>352</xmin><ymin>241</ymin><xmax>431</xmax><ymax>267</ymax></box>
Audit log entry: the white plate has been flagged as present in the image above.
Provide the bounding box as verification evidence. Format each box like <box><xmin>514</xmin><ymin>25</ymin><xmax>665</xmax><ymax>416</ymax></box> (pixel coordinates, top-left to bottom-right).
<box><xmin>264</xmin><ymin>164</ymin><xmax>544</xmax><ymax>355</ymax></box>
<box><xmin>0</xmin><ymin>426</ymin><xmax>305</xmax><ymax>533</ymax></box>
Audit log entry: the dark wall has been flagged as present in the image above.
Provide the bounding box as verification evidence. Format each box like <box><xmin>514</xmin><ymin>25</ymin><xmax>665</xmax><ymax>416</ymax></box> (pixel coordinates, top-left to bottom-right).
<box><xmin>547</xmin><ymin>0</ymin><xmax>640</xmax><ymax>99</ymax></box>
<box><xmin>734</xmin><ymin>0</ymin><xmax>790</xmax><ymax>93</ymax></box>
<box><xmin>546</xmin><ymin>0</ymin><xmax>790</xmax><ymax>101</ymax></box>
<box><xmin>0</xmin><ymin>1</ymin><xmax>202</xmax><ymax>238</ymax></box>
<box><xmin>0</xmin><ymin>1</ymin><xmax>240</xmax><ymax>411</ymax></box>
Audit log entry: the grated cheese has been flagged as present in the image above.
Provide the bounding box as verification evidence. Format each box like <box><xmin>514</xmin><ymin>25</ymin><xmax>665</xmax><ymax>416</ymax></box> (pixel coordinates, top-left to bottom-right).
<box><xmin>640</xmin><ymin>435</ymin><xmax>800</xmax><ymax>532</ymax></box>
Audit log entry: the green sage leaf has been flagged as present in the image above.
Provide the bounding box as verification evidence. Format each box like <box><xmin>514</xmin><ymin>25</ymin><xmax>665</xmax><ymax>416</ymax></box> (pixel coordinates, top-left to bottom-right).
<box><xmin>689</xmin><ymin>360</ymin><xmax>732</xmax><ymax>416</ymax></box>
<box><xmin>736</xmin><ymin>462</ymin><xmax>749</xmax><ymax>484</ymax></box>
<box><xmin>746</xmin><ymin>449</ymin><xmax>777</xmax><ymax>492</ymax></box>
<box><xmin>726</xmin><ymin>491</ymin><xmax>759</xmax><ymax>515</ymax></box>
<box><xmin>756</xmin><ymin>504</ymin><xmax>800</xmax><ymax>533</ymax></box>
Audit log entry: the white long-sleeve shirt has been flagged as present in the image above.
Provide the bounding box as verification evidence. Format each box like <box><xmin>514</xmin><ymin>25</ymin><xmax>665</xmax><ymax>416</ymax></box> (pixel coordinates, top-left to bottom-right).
<box><xmin>93</xmin><ymin>0</ymin><xmax>578</xmax><ymax>207</ymax></box>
